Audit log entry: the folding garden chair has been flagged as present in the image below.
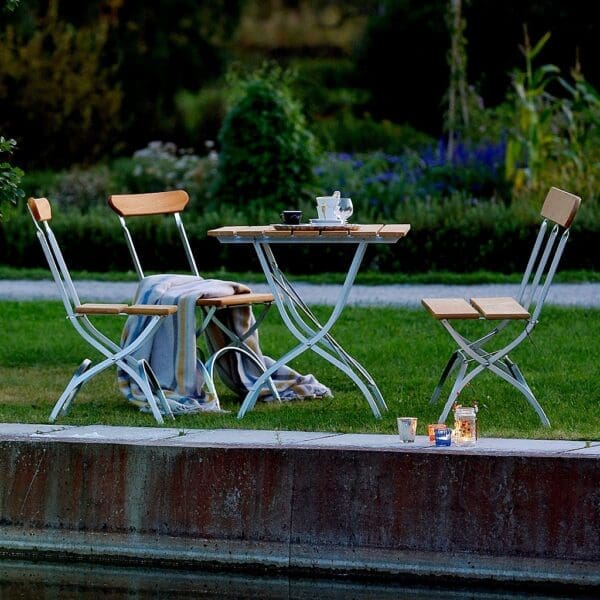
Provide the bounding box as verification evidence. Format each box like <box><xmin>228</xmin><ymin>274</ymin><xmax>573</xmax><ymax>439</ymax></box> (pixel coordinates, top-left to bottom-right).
<box><xmin>107</xmin><ymin>190</ymin><xmax>278</xmax><ymax>402</ymax></box>
<box><xmin>422</xmin><ymin>187</ymin><xmax>581</xmax><ymax>427</ymax></box>
<box><xmin>28</xmin><ymin>197</ymin><xmax>178</xmax><ymax>425</ymax></box>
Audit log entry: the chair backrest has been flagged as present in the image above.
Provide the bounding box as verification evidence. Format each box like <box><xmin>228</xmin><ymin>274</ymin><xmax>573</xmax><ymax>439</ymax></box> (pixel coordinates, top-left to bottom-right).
<box><xmin>28</xmin><ymin>197</ymin><xmax>82</xmax><ymax>315</ymax></box>
<box><xmin>517</xmin><ymin>187</ymin><xmax>581</xmax><ymax>320</ymax></box>
<box><xmin>108</xmin><ymin>190</ymin><xmax>200</xmax><ymax>280</ymax></box>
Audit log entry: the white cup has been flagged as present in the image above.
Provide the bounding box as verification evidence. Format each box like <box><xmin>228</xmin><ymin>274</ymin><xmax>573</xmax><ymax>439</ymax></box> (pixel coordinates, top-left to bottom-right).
<box><xmin>397</xmin><ymin>417</ymin><xmax>418</xmax><ymax>443</ymax></box>
<box><xmin>316</xmin><ymin>196</ymin><xmax>341</xmax><ymax>221</ymax></box>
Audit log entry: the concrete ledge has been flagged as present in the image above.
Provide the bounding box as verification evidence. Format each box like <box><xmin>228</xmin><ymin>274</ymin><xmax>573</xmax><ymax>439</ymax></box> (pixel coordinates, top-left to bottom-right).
<box><xmin>0</xmin><ymin>424</ymin><xmax>598</xmax><ymax>590</ymax></box>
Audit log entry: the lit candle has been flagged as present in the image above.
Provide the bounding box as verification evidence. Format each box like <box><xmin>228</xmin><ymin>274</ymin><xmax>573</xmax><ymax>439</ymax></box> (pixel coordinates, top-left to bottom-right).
<box><xmin>453</xmin><ymin>404</ymin><xmax>478</xmax><ymax>446</ymax></box>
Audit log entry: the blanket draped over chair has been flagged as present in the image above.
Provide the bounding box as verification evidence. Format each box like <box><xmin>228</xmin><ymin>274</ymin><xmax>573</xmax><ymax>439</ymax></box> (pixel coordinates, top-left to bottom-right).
<box><xmin>118</xmin><ymin>274</ymin><xmax>331</xmax><ymax>414</ymax></box>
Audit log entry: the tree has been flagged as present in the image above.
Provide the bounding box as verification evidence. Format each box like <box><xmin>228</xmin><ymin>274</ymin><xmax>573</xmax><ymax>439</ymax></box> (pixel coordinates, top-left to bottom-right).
<box><xmin>0</xmin><ymin>0</ymin><xmax>121</xmax><ymax>168</ymax></box>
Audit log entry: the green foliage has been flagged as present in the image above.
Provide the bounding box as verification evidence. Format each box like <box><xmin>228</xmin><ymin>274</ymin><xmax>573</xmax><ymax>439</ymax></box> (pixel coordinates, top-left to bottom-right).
<box><xmin>50</xmin><ymin>166</ymin><xmax>113</xmax><ymax>212</ymax></box>
<box><xmin>3</xmin><ymin>186</ymin><xmax>598</xmax><ymax>275</ymax></box>
<box><xmin>505</xmin><ymin>31</ymin><xmax>559</xmax><ymax>190</ymax></box>
<box><xmin>0</xmin><ymin>0</ymin><xmax>122</xmax><ymax>168</ymax></box>
<box><xmin>105</xmin><ymin>0</ymin><xmax>242</xmax><ymax>152</ymax></box>
<box><xmin>2</xmin><ymin>0</ymin><xmax>20</xmax><ymax>13</ymax></box>
<box><xmin>312</xmin><ymin>112</ymin><xmax>434</xmax><ymax>154</ymax></box>
<box><xmin>0</xmin><ymin>136</ymin><xmax>24</xmax><ymax>220</ymax></box>
<box><xmin>175</xmin><ymin>86</ymin><xmax>229</xmax><ymax>146</ymax></box>
<box><xmin>505</xmin><ymin>30</ymin><xmax>600</xmax><ymax>202</ymax></box>
<box><xmin>110</xmin><ymin>142</ymin><xmax>217</xmax><ymax>208</ymax></box>
<box><xmin>292</xmin><ymin>58</ymin><xmax>369</xmax><ymax>118</ymax></box>
<box><xmin>353</xmin><ymin>0</ymin><xmax>449</xmax><ymax>134</ymax></box>
<box><xmin>212</xmin><ymin>64</ymin><xmax>318</xmax><ymax>209</ymax></box>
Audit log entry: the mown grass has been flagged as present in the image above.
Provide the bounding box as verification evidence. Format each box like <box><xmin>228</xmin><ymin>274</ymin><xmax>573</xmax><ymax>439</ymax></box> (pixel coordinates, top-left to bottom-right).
<box><xmin>0</xmin><ymin>301</ymin><xmax>598</xmax><ymax>440</ymax></box>
<box><xmin>1</xmin><ymin>265</ymin><xmax>600</xmax><ymax>284</ymax></box>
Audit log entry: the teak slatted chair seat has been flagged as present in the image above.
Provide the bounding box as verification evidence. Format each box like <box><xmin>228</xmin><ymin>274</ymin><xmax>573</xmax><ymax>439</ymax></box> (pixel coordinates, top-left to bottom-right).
<box><xmin>28</xmin><ymin>198</ymin><xmax>177</xmax><ymax>424</ymax></box>
<box><xmin>422</xmin><ymin>187</ymin><xmax>581</xmax><ymax>427</ymax></box>
<box><xmin>108</xmin><ymin>190</ymin><xmax>279</xmax><ymax>403</ymax></box>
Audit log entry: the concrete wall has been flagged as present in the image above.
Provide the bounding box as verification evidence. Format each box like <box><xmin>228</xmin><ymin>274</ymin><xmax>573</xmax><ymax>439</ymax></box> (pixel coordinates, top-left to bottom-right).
<box><xmin>0</xmin><ymin>430</ymin><xmax>598</xmax><ymax>591</ymax></box>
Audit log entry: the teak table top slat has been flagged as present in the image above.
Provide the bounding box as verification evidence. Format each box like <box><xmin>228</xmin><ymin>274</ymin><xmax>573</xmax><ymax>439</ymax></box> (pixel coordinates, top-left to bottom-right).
<box><xmin>208</xmin><ymin>224</ymin><xmax>410</xmax><ymax>241</ymax></box>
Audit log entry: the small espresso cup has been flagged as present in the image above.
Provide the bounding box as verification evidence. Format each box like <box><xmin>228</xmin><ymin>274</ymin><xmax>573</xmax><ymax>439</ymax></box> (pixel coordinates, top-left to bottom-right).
<box><xmin>280</xmin><ymin>210</ymin><xmax>302</xmax><ymax>225</ymax></box>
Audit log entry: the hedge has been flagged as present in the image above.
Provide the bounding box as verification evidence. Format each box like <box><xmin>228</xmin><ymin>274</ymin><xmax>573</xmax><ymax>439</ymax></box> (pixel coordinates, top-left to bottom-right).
<box><xmin>2</xmin><ymin>204</ymin><xmax>598</xmax><ymax>275</ymax></box>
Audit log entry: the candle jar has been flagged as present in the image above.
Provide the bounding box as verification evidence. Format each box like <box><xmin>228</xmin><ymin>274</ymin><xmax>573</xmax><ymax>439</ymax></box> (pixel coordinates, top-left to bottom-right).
<box><xmin>434</xmin><ymin>427</ymin><xmax>452</xmax><ymax>447</ymax></box>
<box><xmin>428</xmin><ymin>423</ymin><xmax>447</xmax><ymax>445</ymax></box>
<box><xmin>453</xmin><ymin>405</ymin><xmax>478</xmax><ymax>446</ymax></box>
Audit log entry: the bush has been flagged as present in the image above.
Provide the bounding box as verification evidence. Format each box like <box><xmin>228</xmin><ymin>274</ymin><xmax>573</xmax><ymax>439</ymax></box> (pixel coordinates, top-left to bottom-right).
<box><xmin>212</xmin><ymin>64</ymin><xmax>318</xmax><ymax>210</ymax></box>
<box><xmin>312</xmin><ymin>112</ymin><xmax>435</xmax><ymax>154</ymax></box>
<box><xmin>312</xmin><ymin>142</ymin><xmax>509</xmax><ymax>219</ymax></box>
<box><xmin>175</xmin><ymin>86</ymin><xmax>228</xmax><ymax>147</ymax></box>
<box><xmin>3</xmin><ymin>192</ymin><xmax>598</xmax><ymax>276</ymax></box>
<box><xmin>49</xmin><ymin>166</ymin><xmax>113</xmax><ymax>211</ymax></box>
<box><xmin>0</xmin><ymin>0</ymin><xmax>121</xmax><ymax>168</ymax></box>
<box><xmin>111</xmin><ymin>142</ymin><xmax>210</xmax><ymax>201</ymax></box>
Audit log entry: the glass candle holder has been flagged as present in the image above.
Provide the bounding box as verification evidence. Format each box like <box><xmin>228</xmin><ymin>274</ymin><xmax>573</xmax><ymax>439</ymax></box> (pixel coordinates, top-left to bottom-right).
<box><xmin>397</xmin><ymin>417</ymin><xmax>417</xmax><ymax>443</ymax></box>
<box><xmin>453</xmin><ymin>405</ymin><xmax>478</xmax><ymax>446</ymax></box>
<box><xmin>434</xmin><ymin>427</ymin><xmax>452</xmax><ymax>447</ymax></box>
<box><xmin>428</xmin><ymin>423</ymin><xmax>447</xmax><ymax>445</ymax></box>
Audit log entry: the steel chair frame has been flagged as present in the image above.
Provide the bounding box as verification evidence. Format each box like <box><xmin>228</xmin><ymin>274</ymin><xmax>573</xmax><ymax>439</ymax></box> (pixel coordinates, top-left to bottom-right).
<box><xmin>28</xmin><ymin>198</ymin><xmax>176</xmax><ymax>424</ymax></box>
<box><xmin>108</xmin><ymin>191</ymin><xmax>280</xmax><ymax>403</ymax></box>
<box><xmin>424</xmin><ymin>187</ymin><xmax>581</xmax><ymax>427</ymax></box>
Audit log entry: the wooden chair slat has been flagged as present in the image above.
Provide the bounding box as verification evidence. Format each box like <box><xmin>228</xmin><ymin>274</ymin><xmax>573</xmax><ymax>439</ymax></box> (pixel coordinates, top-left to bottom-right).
<box><xmin>421</xmin><ymin>298</ymin><xmax>480</xmax><ymax>320</ymax></box>
<box><xmin>541</xmin><ymin>187</ymin><xmax>581</xmax><ymax>228</ymax></box>
<box><xmin>75</xmin><ymin>303</ymin><xmax>128</xmax><ymax>315</ymax></box>
<box><xmin>108</xmin><ymin>191</ymin><xmax>189</xmax><ymax>217</ymax></box>
<box><xmin>470</xmin><ymin>297</ymin><xmax>530</xmax><ymax>320</ymax></box>
<box><xmin>28</xmin><ymin>197</ymin><xmax>52</xmax><ymax>222</ymax></box>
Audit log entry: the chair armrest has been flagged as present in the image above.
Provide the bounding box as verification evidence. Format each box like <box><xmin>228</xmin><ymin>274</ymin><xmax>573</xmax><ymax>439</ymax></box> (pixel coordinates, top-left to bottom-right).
<box><xmin>76</xmin><ymin>303</ymin><xmax>178</xmax><ymax>316</ymax></box>
<box><xmin>196</xmin><ymin>293</ymin><xmax>274</xmax><ymax>308</ymax></box>
<box><xmin>124</xmin><ymin>305</ymin><xmax>178</xmax><ymax>316</ymax></box>
<box><xmin>75</xmin><ymin>303</ymin><xmax>129</xmax><ymax>315</ymax></box>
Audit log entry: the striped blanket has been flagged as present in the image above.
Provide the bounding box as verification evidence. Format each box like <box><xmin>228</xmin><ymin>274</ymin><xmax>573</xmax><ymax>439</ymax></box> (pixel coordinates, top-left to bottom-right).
<box><xmin>118</xmin><ymin>274</ymin><xmax>331</xmax><ymax>415</ymax></box>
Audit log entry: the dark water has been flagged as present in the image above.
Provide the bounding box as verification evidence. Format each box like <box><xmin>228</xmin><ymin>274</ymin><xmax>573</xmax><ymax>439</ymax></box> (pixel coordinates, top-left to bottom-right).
<box><xmin>0</xmin><ymin>560</ymin><xmax>589</xmax><ymax>599</ymax></box>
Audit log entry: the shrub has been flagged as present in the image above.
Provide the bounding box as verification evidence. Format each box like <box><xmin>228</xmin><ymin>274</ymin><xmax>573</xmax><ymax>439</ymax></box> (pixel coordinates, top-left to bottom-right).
<box><xmin>175</xmin><ymin>86</ymin><xmax>228</xmax><ymax>147</ymax></box>
<box><xmin>312</xmin><ymin>141</ymin><xmax>509</xmax><ymax>220</ymax></box>
<box><xmin>312</xmin><ymin>112</ymin><xmax>435</xmax><ymax>154</ymax></box>
<box><xmin>50</xmin><ymin>166</ymin><xmax>113</xmax><ymax>211</ymax></box>
<box><xmin>3</xmin><ymin>191</ymin><xmax>597</xmax><ymax>276</ymax></box>
<box><xmin>212</xmin><ymin>64</ymin><xmax>318</xmax><ymax>210</ymax></box>
<box><xmin>0</xmin><ymin>136</ymin><xmax>24</xmax><ymax>220</ymax></box>
<box><xmin>110</xmin><ymin>142</ymin><xmax>216</xmax><ymax>208</ymax></box>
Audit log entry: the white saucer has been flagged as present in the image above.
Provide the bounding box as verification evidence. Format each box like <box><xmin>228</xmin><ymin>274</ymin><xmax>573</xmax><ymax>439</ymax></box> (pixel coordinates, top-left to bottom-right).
<box><xmin>309</xmin><ymin>218</ymin><xmax>345</xmax><ymax>224</ymax></box>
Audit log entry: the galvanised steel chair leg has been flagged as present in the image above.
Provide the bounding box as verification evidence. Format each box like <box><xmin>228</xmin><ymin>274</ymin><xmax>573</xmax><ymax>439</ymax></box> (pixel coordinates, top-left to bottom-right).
<box><xmin>430</xmin><ymin>350</ymin><xmax>460</xmax><ymax>405</ymax></box>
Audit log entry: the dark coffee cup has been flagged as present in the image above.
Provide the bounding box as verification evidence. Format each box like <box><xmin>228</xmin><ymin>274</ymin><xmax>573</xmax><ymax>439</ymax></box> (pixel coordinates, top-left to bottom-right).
<box><xmin>280</xmin><ymin>210</ymin><xmax>302</xmax><ymax>225</ymax></box>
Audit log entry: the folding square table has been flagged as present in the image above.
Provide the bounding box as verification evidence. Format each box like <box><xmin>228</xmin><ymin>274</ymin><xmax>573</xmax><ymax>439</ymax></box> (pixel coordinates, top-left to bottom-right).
<box><xmin>208</xmin><ymin>224</ymin><xmax>411</xmax><ymax>418</ymax></box>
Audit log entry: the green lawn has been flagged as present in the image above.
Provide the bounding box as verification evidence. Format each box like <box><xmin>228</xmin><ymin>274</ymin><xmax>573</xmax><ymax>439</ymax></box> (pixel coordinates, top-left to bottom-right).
<box><xmin>2</xmin><ymin>265</ymin><xmax>599</xmax><ymax>285</ymax></box>
<box><xmin>0</xmin><ymin>301</ymin><xmax>598</xmax><ymax>440</ymax></box>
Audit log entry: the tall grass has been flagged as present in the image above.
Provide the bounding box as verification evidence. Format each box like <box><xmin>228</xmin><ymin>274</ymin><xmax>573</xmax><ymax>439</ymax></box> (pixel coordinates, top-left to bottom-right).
<box><xmin>0</xmin><ymin>301</ymin><xmax>598</xmax><ymax>440</ymax></box>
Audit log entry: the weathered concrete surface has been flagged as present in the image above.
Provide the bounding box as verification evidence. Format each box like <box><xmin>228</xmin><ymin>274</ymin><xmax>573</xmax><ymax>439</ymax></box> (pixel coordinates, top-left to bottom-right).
<box><xmin>0</xmin><ymin>425</ymin><xmax>598</xmax><ymax>590</ymax></box>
